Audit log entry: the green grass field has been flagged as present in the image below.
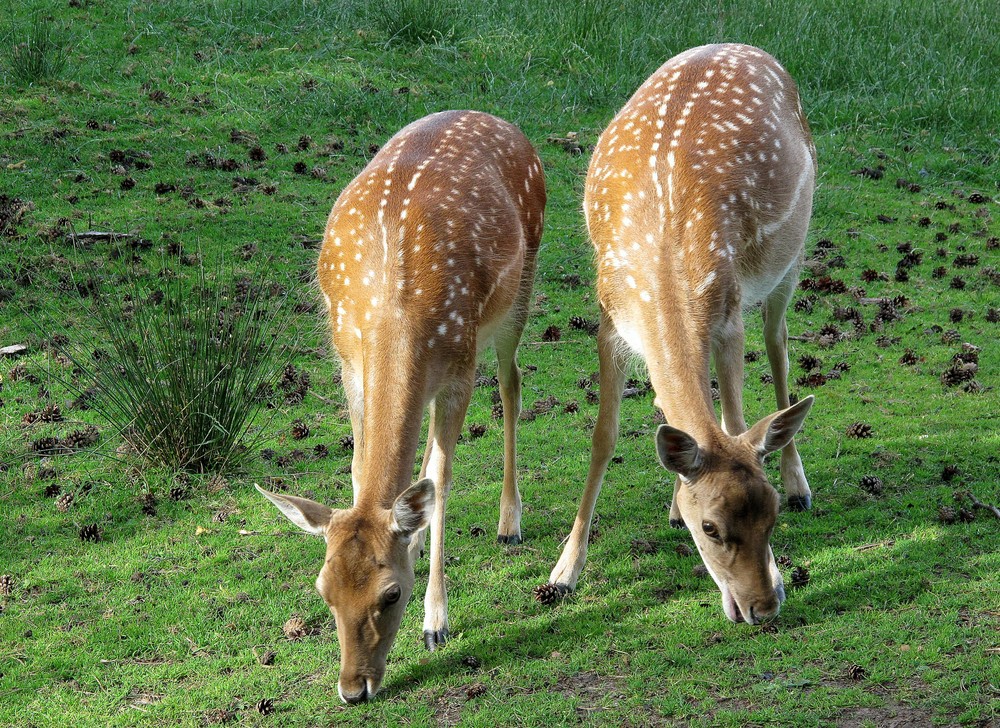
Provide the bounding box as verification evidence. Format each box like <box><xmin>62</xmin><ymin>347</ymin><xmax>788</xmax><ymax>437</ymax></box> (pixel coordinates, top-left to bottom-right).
<box><xmin>2</xmin><ymin>1</ymin><xmax>999</xmax><ymax>725</ymax></box>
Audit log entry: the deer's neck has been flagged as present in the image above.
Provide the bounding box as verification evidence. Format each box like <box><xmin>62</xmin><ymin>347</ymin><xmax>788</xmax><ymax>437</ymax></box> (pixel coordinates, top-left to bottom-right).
<box><xmin>353</xmin><ymin>335</ymin><xmax>428</xmax><ymax>511</ymax></box>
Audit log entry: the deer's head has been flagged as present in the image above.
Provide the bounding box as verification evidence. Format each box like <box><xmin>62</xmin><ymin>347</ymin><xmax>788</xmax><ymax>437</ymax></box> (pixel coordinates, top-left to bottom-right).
<box><xmin>256</xmin><ymin>479</ymin><xmax>434</xmax><ymax>703</ymax></box>
<box><xmin>655</xmin><ymin>396</ymin><xmax>813</xmax><ymax>624</ymax></box>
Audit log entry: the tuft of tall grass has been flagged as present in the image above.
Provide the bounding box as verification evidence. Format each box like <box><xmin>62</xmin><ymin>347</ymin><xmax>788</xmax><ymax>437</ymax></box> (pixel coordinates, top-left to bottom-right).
<box><xmin>4</xmin><ymin>12</ymin><xmax>69</xmax><ymax>85</ymax></box>
<box><xmin>368</xmin><ymin>0</ymin><xmax>464</xmax><ymax>45</ymax></box>
<box><xmin>65</xmin><ymin>267</ymin><xmax>289</xmax><ymax>474</ymax></box>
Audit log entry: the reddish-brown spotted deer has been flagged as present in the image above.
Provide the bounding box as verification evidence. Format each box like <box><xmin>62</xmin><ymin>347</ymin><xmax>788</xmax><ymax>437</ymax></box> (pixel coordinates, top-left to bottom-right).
<box><xmin>544</xmin><ymin>44</ymin><xmax>816</xmax><ymax>624</ymax></box>
<box><xmin>257</xmin><ymin>111</ymin><xmax>545</xmax><ymax>703</ymax></box>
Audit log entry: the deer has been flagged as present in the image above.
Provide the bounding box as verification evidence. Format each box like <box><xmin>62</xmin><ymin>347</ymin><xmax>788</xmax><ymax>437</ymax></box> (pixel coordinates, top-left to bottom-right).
<box><xmin>543</xmin><ymin>44</ymin><xmax>816</xmax><ymax>625</ymax></box>
<box><xmin>256</xmin><ymin>110</ymin><xmax>545</xmax><ymax>703</ymax></box>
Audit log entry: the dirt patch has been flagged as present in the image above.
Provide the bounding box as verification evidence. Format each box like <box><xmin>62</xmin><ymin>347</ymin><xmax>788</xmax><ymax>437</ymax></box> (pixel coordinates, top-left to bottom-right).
<box><xmin>430</xmin><ymin>686</ymin><xmax>466</xmax><ymax>727</ymax></box>
<box><xmin>831</xmin><ymin>704</ymin><xmax>933</xmax><ymax>727</ymax></box>
<box><xmin>431</xmin><ymin>670</ymin><xmax>657</xmax><ymax>727</ymax></box>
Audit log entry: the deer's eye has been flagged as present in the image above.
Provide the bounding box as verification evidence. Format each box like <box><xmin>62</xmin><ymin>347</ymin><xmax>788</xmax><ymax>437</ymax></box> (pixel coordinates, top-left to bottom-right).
<box><xmin>384</xmin><ymin>585</ymin><xmax>402</xmax><ymax>605</ymax></box>
<box><xmin>702</xmin><ymin>521</ymin><xmax>721</xmax><ymax>540</ymax></box>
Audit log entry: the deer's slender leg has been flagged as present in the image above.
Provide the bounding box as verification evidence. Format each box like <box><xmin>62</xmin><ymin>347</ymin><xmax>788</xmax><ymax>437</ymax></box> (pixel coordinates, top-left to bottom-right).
<box><xmin>422</xmin><ymin>371</ymin><xmax>474</xmax><ymax>650</ymax></box>
<box><xmin>763</xmin><ymin>275</ymin><xmax>811</xmax><ymax>510</ymax></box>
<box><xmin>548</xmin><ymin>310</ymin><xmax>627</xmax><ymax>591</ymax></box>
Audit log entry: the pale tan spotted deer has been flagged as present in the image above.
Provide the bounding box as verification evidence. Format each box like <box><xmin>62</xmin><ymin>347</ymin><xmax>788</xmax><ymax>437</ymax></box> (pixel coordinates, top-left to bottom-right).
<box><xmin>257</xmin><ymin>111</ymin><xmax>545</xmax><ymax>703</ymax></box>
<box><xmin>545</xmin><ymin>44</ymin><xmax>816</xmax><ymax>624</ymax></box>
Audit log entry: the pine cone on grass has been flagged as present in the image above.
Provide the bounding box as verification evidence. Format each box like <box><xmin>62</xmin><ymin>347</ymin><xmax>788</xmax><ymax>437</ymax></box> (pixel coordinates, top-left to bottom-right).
<box><xmin>282</xmin><ymin>616</ymin><xmax>308</xmax><ymax>640</ymax></box>
<box><xmin>79</xmin><ymin>524</ymin><xmax>102</xmax><ymax>542</ymax></box>
<box><xmin>56</xmin><ymin>492</ymin><xmax>75</xmax><ymax>512</ymax></box>
<box><xmin>138</xmin><ymin>492</ymin><xmax>157</xmax><ymax>516</ymax></box>
<box><xmin>938</xmin><ymin>506</ymin><xmax>957</xmax><ymax>525</ymax></box>
<box><xmin>62</xmin><ymin>425</ymin><xmax>100</xmax><ymax>451</ymax></box>
<box><xmin>290</xmin><ymin>419</ymin><xmax>310</xmax><ymax>440</ymax></box>
<box><xmin>0</xmin><ymin>574</ymin><xmax>13</xmax><ymax>596</ymax></box>
<box><xmin>858</xmin><ymin>475</ymin><xmax>883</xmax><ymax>495</ymax></box>
<box><xmin>789</xmin><ymin>566</ymin><xmax>810</xmax><ymax>588</ymax></box>
<box><xmin>532</xmin><ymin>583</ymin><xmax>564</xmax><ymax>605</ymax></box>
<box><xmin>845</xmin><ymin>422</ymin><xmax>872</xmax><ymax>439</ymax></box>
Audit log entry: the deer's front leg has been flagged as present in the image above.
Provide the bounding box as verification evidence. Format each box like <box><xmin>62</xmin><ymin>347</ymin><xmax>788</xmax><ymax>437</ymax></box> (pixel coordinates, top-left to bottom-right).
<box><xmin>548</xmin><ymin>312</ymin><xmax>627</xmax><ymax>592</ymax></box>
<box><xmin>763</xmin><ymin>286</ymin><xmax>811</xmax><ymax>510</ymax></box>
<box><xmin>341</xmin><ymin>361</ymin><xmax>365</xmax><ymax>505</ymax></box>
<box><xmin>422</xmin><ymin>378</ymin><xmax>473</xmax><ymax>650</ymax></box>
<box><xmin>713</xmin><ymin>313</ymin><xmax>748</xmax><ymax>437</ymax></box>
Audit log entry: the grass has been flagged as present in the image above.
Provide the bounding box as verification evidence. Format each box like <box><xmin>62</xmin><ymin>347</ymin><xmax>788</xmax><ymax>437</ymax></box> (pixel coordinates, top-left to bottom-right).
<box><xmin>3</xmin><ymin>12</ymin><xmax>69</xmax><ymax>86</ymax></box>
<box><xmin>1</xmin><ymin>0</ymin><xmax>999</xmax><ymax>725</ymax></box>
<box><xmin>57</xmin><ymin>265</ymin><xmax>289</xmax><ymax>473</ymax></box>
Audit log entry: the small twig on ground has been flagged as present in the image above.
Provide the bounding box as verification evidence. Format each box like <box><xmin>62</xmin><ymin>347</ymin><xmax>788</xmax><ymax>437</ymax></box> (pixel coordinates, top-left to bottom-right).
<box><xmin>962</xmin><ymin>490</ymin><xmax>1000</xmax><ymax>519</ymax></box>
<box><xmin>854</xmin><ymin>539</ymin><xmax>896</xmax><ymax>551</ymax></box>
<box><xmin>65</xmin><ymin>231</ymin><xmax>138</xmax><ymax>244</ymax></box>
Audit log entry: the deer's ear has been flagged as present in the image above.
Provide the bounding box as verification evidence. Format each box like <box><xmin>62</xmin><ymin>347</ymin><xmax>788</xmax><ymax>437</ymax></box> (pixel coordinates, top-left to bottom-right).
<box><xmin>256</xmin><ymin>484</ymin><xmax>332</xmax><ymax>538</ymax></box>
<box><xmin>655</xmin><ymin>425</ymin><xmax>703</xmax><ymax>480</ymax></box>
<box><xmin>741</xmin><ymin>395</ymin><xmax>814</xmax><ymax>456</ymax></box>
<box><xmin>391</xmin><ymin>478</ymin><xmax>435</xmax><ymax>537</ymax></box>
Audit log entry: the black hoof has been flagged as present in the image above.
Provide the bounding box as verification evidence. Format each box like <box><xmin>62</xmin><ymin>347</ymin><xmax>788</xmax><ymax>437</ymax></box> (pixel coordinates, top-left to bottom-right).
<box><xmin>497</xmin><ymin>534</ymin><xmax>522</xmax><ymax>545</ymax></box>
<box><xmin>669</xmin><ymin>518</ymin><xmax>687</xmax><ymax>530</ymax></box>
<box><xmin>786</xmin><ymin>494</ymin><xmax>812</xmax><ymax>511</ymax></box>
<box><xmin>423</xmin><ymin>629</ymin><xmax>449</xmax><ymax>651</ymax></box>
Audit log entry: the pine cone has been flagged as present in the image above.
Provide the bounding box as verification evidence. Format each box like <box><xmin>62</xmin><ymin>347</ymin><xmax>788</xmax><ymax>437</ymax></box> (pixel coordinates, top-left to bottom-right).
<box><xmin>260</xmin><ymin>448</ymin><xmax>276</xmax><ymax>461</ymax></box>
<box><xmin>847</xmin><ymin>664</ymin><xmax>868</xmax><ymax>680</ymax></box>
<box><xmin>941</xmin><ymin>362</ymin><xmax>977</xmax><ymax>386</ymax></box>
<box><xmin>898</xmin><ymin>349</ymin><xmax>920</xmax><ymax>365</ymax></box>
<box><xmin>797</xmin><ymin>354</ymin><xmax>822</xmax><ymax>372</ymax></box>
<box><xmin>776</xmin><ymin>554</ymin><xmax>793</xmax><ymax>567</ymax></box>
<box><xmin>958</xmin><ymin>507</ymin><xmax>975</xmax><ymax>523</ymax></box>
<box><xmin>56</xmin><ymin>492</ymin><xmax>74</xmax><ymax>512</ymax></box>
<box><xmin>79</xmin><ymin>524</ymin><xmax>102</xmax><ymax>542</ymax></box>
<box><xmin>0</xmin><ymin>574</ymin><xmax>13</xmax><ymax>596</ymax></box>
<box><xmin>532</xmin><ymin>582</ymin><xmax>564</xmax><ymax>605</ymax></box>
<box><xmin>858</xmin><ymin>475</ymin><xmax>883</xmax><ymax>495</ymax></box>
<box><xmin>541</xmin><ymin>325</ymin><xmax>561</xmax><ymax>342</ymax></box>
<box><xmin>491</xmin><ymin>403</ymin><xmax>504</xmax><ymax>419</ymax></box>
<box><xmin>568</xmin><ymin>316</ymin><xmax>599</xmax><ymax>335</ymax></box>
<box><xmin>845</xmin><ymin>422</ymin><xmax>872</xmax><ymax>439</ymax></box>
<box><xmin>675</xmin><ymin>543</ymin><xmax>693</xmax><ymax>557</ymax></box>
<box><xmin>833</xmin><ymin>306</ymin><xmax>861</xmax><ymax>322</ymax></box>
<box><xmin>43</xmin><ymin>483</ymin><xmax>61</xmax><ymax>498</ymax></box>
<box><xmin>256</xmin><ymin>698</ymin><xmax>275</xmax><ymax>715</ymax></box>
<box><xmin>32</xmin><ymin>437</ymin><xmax>64</xmax><ymax>455</ymax></box>
<box><xmin>938</xmin><ymin>506</ymin><xmax>957</xmax><ymax>525</ymax></box>
<box><xmin>39</xmin><ymin>403</ymin><xmax>63</xmax><ymax>423</ymax></box>
<box><xmin>283</xmin><ymin>616</ymin><xmax>308</xmax><ymax>640</ymax></box>
<box><xmin>290</xmin><ymin>419</ymin><xmax>310</xmax><ymax>440</ymax></box>
<box><xmin>139</xmin><ymin>492</ymin><xmax>157</xmax><ymax>516</ymax></box>
<box><xmin>206</xmin><ymin>474</ymin><xmax>228</xmax><ymax>493</ymax></box>
<box><xmin>338</xmin><ymin>435</ymin><xmax>354</xmax><ymax>451</ymax></box>
<box><xmin>941</xmin><ymin>464</ymin><xmax>960</xmax><ymax>482</ymax></box>
<box><xmin>465</xmin><ymin>683</ymin><xmax>487</xmax><ymax>699</ymax></box>
<box><xmin>793</xmin><ymin>296</ymin><xmax>815</xmax><ymax>313</ymax></box>
<box><xmin>313</xmin><ymin>443</ymin><xmax>329</xmax><ymax>459</ymax></box>
<box><xmin>62</xmin><ymin>425</ymin><xmax>99</xmax><ymax>451</ymax></box>
<box><xmin>168</xmin><ymin>485</ymin><xmax>189</xmax><ymax>501</ymax></box>
<box><xmin>789</xmin><ymin>566</ymin><xmax>810</xmax><ymax>587</ymax></box>
<box><xmin>468</xmin><ymin>423</ymin><xmax>487</xmax><ymax>439</ymax></box>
